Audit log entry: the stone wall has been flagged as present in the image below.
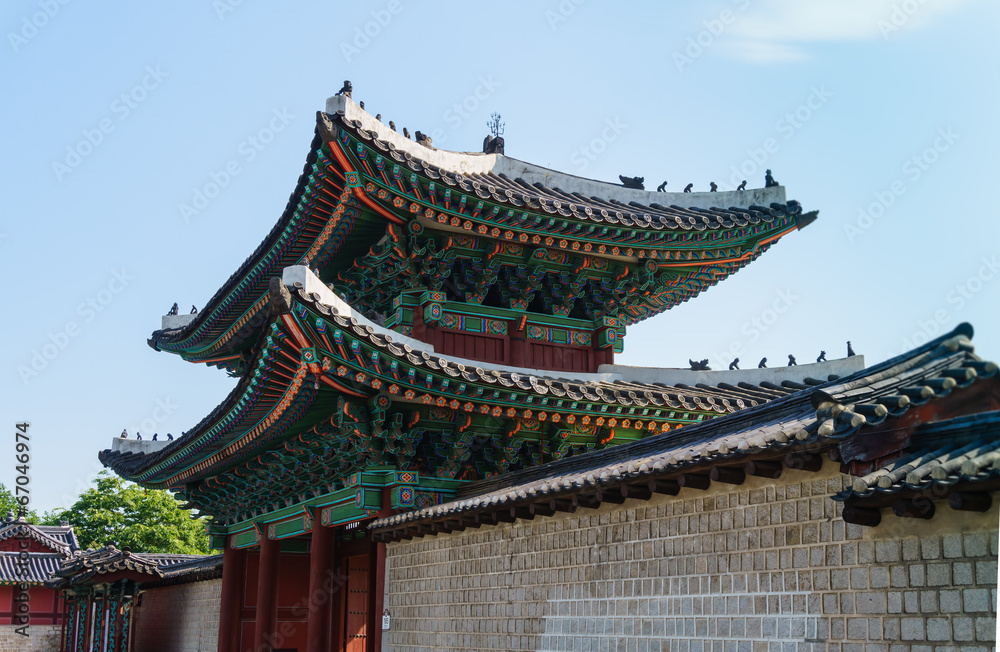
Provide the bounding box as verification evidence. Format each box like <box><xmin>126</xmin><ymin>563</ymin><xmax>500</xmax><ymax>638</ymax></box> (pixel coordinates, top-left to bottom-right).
<box><xmin>133</xmin><ymin>578</ymin><xmax>221</xmax><ymax>652</ymax></box>
<box><xmin>382</xmin><ymin>461</ymin><xmax>998</xmax><ymax>651</ymax></box>
<box><xmin>0</xmin><ymin>624</ymin><xmax>60</xmax><ymax>651</ymax></box>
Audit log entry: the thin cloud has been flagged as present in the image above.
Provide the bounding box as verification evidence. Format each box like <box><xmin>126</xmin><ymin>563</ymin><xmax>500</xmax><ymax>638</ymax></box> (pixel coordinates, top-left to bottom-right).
<box><xmin>722</xmin><ymin>0</ymin><xmax>978</xmax><ymax>62</ymax></box>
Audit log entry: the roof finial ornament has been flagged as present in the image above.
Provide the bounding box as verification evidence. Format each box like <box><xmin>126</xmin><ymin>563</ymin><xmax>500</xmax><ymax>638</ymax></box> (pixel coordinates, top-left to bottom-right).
<box><xmin>136</xmin><ymin>432</ymin><xmax>142</xmax><ymax>440</ymax></box>
<box><xmin>359</xmin><ymin>100</ymin><xmax>365</xmax><ymax>110</ymax></box>
<box><xmin>190</xmin><ymin>305</ymin><xmax>198</xmax><ymax>314</ymax></box>
<box><xmin>167</xmin><ymin>433</ymin><xmax>174</xmax><ymax>440</ymax></box>
<box><xmin>483</xmin><ymin>113</ymin><xmax>505</xmax><ymax>154</ymax></box>
<box><xmin>375</xmin><ymin>113</ymin><xmax>381</xmax><ymax>122</ymax></box>
<box><xmin>816</xmin><ymin>350</ymin><xmax>826</xmax><ymax>363</ymax></box>
<box><xmin>656</xmin><ymin>181</ymin><xmax>667</xmax><ymax>192</ymax></box>
<box><xmin>758</xmin><ymin>357</ymin><xmax>768</xmax><ymax>369</ymax></box>
<box><xmin>729</xmin><ymin>358</ymin><xmax>740</xmax><ymax>370</ymax></box>
<box><xmin>167</xmin><ymin>302</ymin><xmax>178</xmax><ymax>316</ymax></box>
<box><xmin>120</xmin><ymin>429</ymin><xmax>127</xmax><ymax>439</ymax></box>
<box><xmin>389</xmin><ymin>120</ymin><xmax>396</xmax><ymax>132</ymax></box>
<box><xmin>5</xmin><ymin>511</ymin><xmax>13</xmax><ymax>522</ymax></box>
<box><xmin>737</xmin><ymin>180</ymin><xmax>747</xmax><ymax>191</ymax></box>
<box><xmin>335</xmin><ymin>80</ymin><xmax>352</xmax><ymax>98</ymax></box>
<box><xmin>619</xmin><ymin>175</ymin><xmax>645</xmax><ymax>190</ymax></box>
<box><xmin>787</xmin><ymin>354</ymin><xmax>797</xmax><ymax>366</ymax></box>
<box><xmin>403</xmin><ymin>127</ymin><xmax>411</xmax><ymax>139</ymax></box>
<box><xmin>688</xmin><ymin>359</ymin><xmax>711</xmax><ymax>371</ymax></box>
<box><xmin>414</xmin><ymin>131</ymin><xmax>433</xmax><ymax>148</ymax></box>
<box><xmin>765</xmin><ymin>169</ymin><xmax>779</xmax><ymax>187</ymax></box>
<box><xmin>709</xmin><ymin>182</ymin><xmax>718</xmax><ymax>192</ymax></box>
<box><xmin>847</xmin><ymin>341</ymin><xmax>856</xmax><ymax>357</ymax></box>
<box><xmin>153</xmin><ymin>433</ymin><xmax>158</xmax><ymax>441</ymax></box>
<box><xmin>683</xmin><ymin>183</ymin><xmax>693</xmax><ymax>193</ymax></box>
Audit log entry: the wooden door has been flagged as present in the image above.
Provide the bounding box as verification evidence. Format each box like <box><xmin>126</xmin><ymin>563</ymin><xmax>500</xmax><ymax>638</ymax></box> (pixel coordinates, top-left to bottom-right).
<box><xmin>343</xmin><ymin>555</ymin><xmax>369</xmax><ymax>651</ymax></box>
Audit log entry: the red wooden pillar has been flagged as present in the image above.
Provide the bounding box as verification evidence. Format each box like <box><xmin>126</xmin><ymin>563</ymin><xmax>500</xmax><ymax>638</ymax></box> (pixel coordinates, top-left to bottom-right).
<box><xmin>218</xmin><ymin>539</ymin><xmax>245</xmax><ymax>652</ymax></box>
<box><xmin>366</xmin><ymin>539</ymin><xmax>387</xmax><ymax>652</ymax></box>
<box><xmin>252</xmin><ymin>533</ymin><xmax>280</xmax><ymax>652</ymax></box>
<box><xmin>305</xmin><ymin>512</ymin><xmax>335</xmax><ymax>652</ymax></box>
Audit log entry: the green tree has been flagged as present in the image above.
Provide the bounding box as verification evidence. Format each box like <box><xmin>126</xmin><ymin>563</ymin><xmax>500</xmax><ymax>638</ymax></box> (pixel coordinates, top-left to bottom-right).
<box><xmin>42</xmin><ymin>472</ymin><xmax>210</xmax><ymax>554</ymax></box>
<box><xmin>0</xmin><ymin>483</ymin><xmax>39</xmax><ymax>523</ymax></box>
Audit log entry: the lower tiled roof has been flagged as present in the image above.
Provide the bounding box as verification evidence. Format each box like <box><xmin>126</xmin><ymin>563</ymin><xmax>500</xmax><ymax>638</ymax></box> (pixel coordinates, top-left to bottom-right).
<box><xmin>370</xmin><ymin>323</ymin><xmax>998</xmax><ymax>536</ymax></box>
<box><xmin>0</xmin><ymin>552</ymin><xmax>64</xmax><ymax>585</ymax></box>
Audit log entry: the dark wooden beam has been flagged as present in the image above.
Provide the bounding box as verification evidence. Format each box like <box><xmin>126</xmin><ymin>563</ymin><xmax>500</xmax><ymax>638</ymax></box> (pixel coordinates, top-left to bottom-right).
<box><xmin>948</xmin><ymin>492</ymin><xmax>992</xmax><ymax>512</ymax></box>
<box><xmin>553</xmin><ymin>497</ymin><xmax>579</xmax><ymax>513</ymax></box>
<box><xmin>745</xmin><ymin>460</ymin><xmax>782</xmax><ymax>479</ymax></box>
<box><xmin>784</xmin><ymin>452</ymin><xmax>824</xmax><ymax>472</ymax></box>
<box><xmin>677</xmin><ymin>473</ymin><xmax>710</xmax><ymax>491</ymax></box>
<box><xmin>597</xmin><ymin>487</ymin><xmax>627</xmax><ymax>504</ymax></box>
<box><xmin>493</xmin><ymin>510</ymin><xmax>517</xmax><ymax>524</ymax></box>
<box><xmin>530</xmin><ymin>501</ymin><xmax>556</xmax><ymax>517</ymax></box>
<box><xmin>512</xmin><ymin>506</ymin><xmax>535</xmax><ymax>520</ymax></box>
<box><xmin>710</xmin><ymin>466</ymin><xmax>746</xmax><ymax>485</ymax></box>
<box><xmin>892</xmin><ymin>499</ymin><xmax>935</xmax><ymax>520</ymax></box>
<box><xmin>621</xmin><ymin>483</ymin><xmax>652</xmax><ymax>501</ymax></box>
<box><xmin>578</xmin><ymin>494</ymin><xmax>603</xmax><ymax>510</ymax></box>
<box><xmin>648</xmin><ymin>478</ymin><xmax>680</xmax><ymax>495</ymax></box>
<box><xmin>842</xmin><ymin>505</ymin><xmax>881</xmax><ymax>526</ymax></box>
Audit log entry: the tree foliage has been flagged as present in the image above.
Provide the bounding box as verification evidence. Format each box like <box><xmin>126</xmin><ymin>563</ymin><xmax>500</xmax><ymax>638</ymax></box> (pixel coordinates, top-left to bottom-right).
<box><xmin>42</xmin><ymin>472</ymin><xmax>210</xmax><ymax>554</ymax></box>
<box><xmin>0</xmin><ymin>483</ymin><xmax>39</xmax><ymax>523</ymax></box>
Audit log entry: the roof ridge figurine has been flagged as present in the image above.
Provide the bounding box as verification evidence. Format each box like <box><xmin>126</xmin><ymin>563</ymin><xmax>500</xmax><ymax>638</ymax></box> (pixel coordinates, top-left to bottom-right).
<box><xmin>335</xmin><ymin>80</ymin><xmax>352</xmax><ymax>98</ymax></box>
<box><xmin>167</xmin><ymin>302</ymin><xmax>178</xmax><ymax>316</ymax></box>
<box><xmin>656</xmin><ymin>181</ymin><xmax>667</xmax><ymax>192</ymax></box>
<box><xmin>765</xmin><ymin>169</ymin><xmax>779</xmax><ymax>187</ymax></box>
<box><xmin>787</xmin><ymin>354</ymin><xmax>797</xmax><ymax>366</ymax></box>
<box><xmin>737</xmin><ymin>180</ymin><xmax>746</xmax><ymax>191</ymax></box>
<box><xmin>619</xmin><ymin>175</ymin><xmax>644</xmax><ymax>190</ymax></box>
<box><xmin>847</xmin><ymin>341</ymin><xmax>856</xmax><ymax>357</ymax></box>
<box><xmin>817</xmin><ymin>350</ymin><xmax>826</xmax><ymax>362</ymax></box>
<box><xmin>729</xmin><ymin>358</ymin><xmax>739</xmax><ymax>370</ymax></box>
<box><xmin>758</xmin><ymin>357</ymin><xmax>767</xmax><ymax>369</ymax></box>
<box><xmin>683</xmin><ymin>183</ymin><xmax>693</xmax><ymax>193</ymax></box>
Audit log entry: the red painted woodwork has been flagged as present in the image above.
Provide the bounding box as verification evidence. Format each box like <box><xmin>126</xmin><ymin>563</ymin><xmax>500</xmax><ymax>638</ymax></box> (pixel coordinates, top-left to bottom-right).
<box><xmin>432</xmin><ymin>325</ymin><xmax>609</xmax><ymax>373</ymax></box>
<box><xmin>0</xmin><ymin>585</ymin><xmax>64</xmax><ymax>625</ymax></box>
<box><xmin>343</xmin><ymin>555</ymin><xmax>369</xmax><ymax>652</ymax></box>
<box><xmin>252</xmin><ymin>537</ymin><xmax>280</xmax><ymax>652</ymax></box>
<box><xmin>241</xmin><ymin>548</ymin><xmax>312</xmax><ymax>652</ymax></box>
<box><xmin>0</xmin><ymin>538</ymin><xmax>55</xmax><ymax>552</ymax></box>
<box><xmin>305</xmin><ymin>518</ymin><xmax>335</xmax><ymax>652</ymax></box>
<box><xmin>218</xmin><ymin>542</ymin><xmax>244</xmax><ymax>652</ymax></box>
<box><xmin>438</xmin><ymin>329</ymin><xmax>506</xmax><ymax>364</ymax></box>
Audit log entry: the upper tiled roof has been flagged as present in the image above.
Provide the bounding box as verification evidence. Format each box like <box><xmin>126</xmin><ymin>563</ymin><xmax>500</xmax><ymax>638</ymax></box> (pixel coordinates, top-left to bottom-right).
<box><xmin>149</xmin><ymin>98</ymin><xmax>813</xmax><ymax>360</ymax></box>
<box><xmin>370</xmin><ymin>323</ymin><xmax>998</xmax><ymax>536</ymax></box>
<box><xmin>0</xmin><ymin>517</ymin><xmax>79</xmax><ymax>555</ymax></box>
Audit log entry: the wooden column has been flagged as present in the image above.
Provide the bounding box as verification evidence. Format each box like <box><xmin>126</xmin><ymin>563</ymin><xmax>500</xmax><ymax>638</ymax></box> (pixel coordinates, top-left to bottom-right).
<box><xmin>366</xmin><ymin>537</ymin><xmax>387</xmax><ymax>652</ymax></box>
<box><xmin>217</xmin><ymin>539</ymin><xmax>245</xmax><ymax>652</ymax></box>
<box><xmin>305</xmin><ymin>512</ymin><xmax>335</xmax><ymax>652</ymax></box>
<box><xmin>253</xmin><ymin>533</ymin><xmax>280</xmax><ymax>652</ymax></box>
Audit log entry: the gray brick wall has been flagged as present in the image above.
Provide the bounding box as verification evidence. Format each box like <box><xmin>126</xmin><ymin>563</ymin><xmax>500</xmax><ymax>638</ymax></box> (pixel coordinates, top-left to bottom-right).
<box><xmin>132</xmin><ymin>578</ymin><xmax>222</xmax><ymax>652</ymax></box>
<box><xmin>0</xmin><ymin>624</ymin><xmax>60</xmax><ymax>651</ymax></box>
<box><xmin>382</xmin><ymin>461</ymin><xmax>998</xmax><ymax>651</ymax></box>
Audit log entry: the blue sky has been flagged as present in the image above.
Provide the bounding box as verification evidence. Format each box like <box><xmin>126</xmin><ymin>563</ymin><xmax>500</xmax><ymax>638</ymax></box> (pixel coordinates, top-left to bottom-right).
<box><xmin>1</xmin><ymin>0</ymin><xmax>997</xmax><ymax>512</ymax></box>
